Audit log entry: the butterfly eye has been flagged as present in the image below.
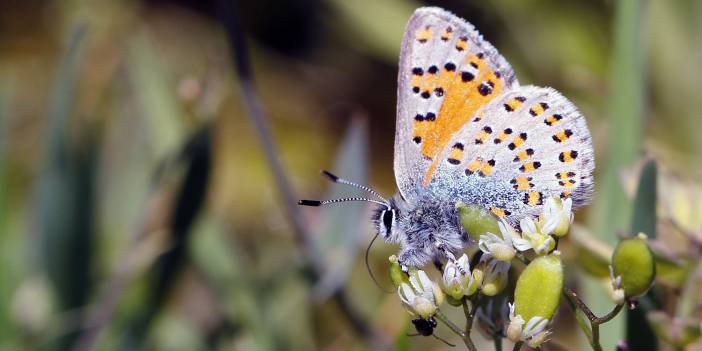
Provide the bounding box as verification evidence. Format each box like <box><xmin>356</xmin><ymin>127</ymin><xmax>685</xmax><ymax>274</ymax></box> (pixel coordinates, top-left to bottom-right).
<box><xmin>382</xmin><ymin>209</ymin><xmax>395</xmax><ymax>232</ymax></box>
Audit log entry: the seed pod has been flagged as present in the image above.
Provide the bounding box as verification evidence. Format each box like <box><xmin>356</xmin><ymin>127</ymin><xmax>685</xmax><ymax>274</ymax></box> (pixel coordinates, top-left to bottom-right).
<box><xmin>514</xmin><ymin>254</ymin><xmax>563</xmax><ymax>321</ymax></box>
<box><xmin>456</xmin><ymin>202</ymin><xmax>501</xmax><ymax>241</ymax></box>
<box><xmin>612</xmin><ymin>234</ymin><xmax>656</xmax><ymax>298</ymax></box>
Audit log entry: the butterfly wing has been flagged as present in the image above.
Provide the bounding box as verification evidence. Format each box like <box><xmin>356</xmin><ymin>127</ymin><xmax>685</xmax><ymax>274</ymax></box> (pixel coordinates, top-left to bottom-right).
<box><xmin>394</xmin><ymin>7</ymin><xmax>519</xmax><ymax>201</ymax></box>
<box><xmin>427</xmin><ymin>85</ymin><xmax>595</xmax><ymax>222</ymax></box>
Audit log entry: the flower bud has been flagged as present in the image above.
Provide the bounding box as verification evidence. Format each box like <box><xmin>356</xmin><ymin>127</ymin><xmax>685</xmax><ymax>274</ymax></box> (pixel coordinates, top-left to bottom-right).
<box><xmin>479</xmin><ymin>231</ymin><xmax>516</xmax><ymax>262</ymax></box>
<box><xmin>412</xmin><ymin>296</ymin><xmax>437</xmax><ymax>319</ymax></box>
<box><xmin>441</xmin><ymin>254</ymin><xmax>471</xmax><ymax>300</ymax></box>
<box><xmin>398</xmin><ymin>269</ymin><xmax>442</xmax><ymax>319</ymax></box>
<box><xmin>388</xmin><ymin>255</ymin><xmax>408</xmax><ymax>288</ymax></box>
<box><xmin>609</xmin><ymin>285</ymin><xmax>625</xmax><ymax>305</ymax></box>
<box><xmin>514</xmin><ymin>254</ymin><xmax>563</xmax><ymax>322</ymax></box>
<box><xmin>527</xmin><ymin>330</ymin><xmax>551</xmax><ymax>348</ymax></box>
<box><xmin>608</xmin><ymin>266</ymin><xmax>625</xmax><ymax>305</ymax></box>
<box><xmin>540</xmin><ymin>197</ymin><xmax>573</xmax><ymax>237</ymax></box>
<box><xmin>519</xmin><ymin>217</ymin><xmax>556</xmax><ymax>255</ymax></box>
<box><xmin>507</xmin><ymin>302</ymin><xmax>551</xmax><ymax>345</ymax></box>
<box><xmin>481</xmin><ymin>259</ymin><xmax>510</xmax><ymax>296</ymax></box>
<box><xmin>611</xmin><ymin>234</ymin><xmax>656</xmax><ymax>298</ymax></box>
<box><xmin>465</xmin><ymin>271</ymin><xmax>482</xmax><ymax>297</ymax></box>
<box><xmin>457</xmin><ymin>202</ymin><xmax>501</xmax><ymax>241</ymax></box>
<box><xmin>433</xmin><ymin>282</ymin><xmax>445</xmax><ymax>307</ymax></box>
<box><xmin>506</xmin><ymin>305</ymin><xmax>525</xmax><ymax>342</ymax></box>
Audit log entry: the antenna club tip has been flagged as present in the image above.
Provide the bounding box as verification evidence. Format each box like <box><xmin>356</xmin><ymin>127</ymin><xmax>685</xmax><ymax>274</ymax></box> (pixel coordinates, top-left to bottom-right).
<box><xmin>320</xmin><ymin>170</ymin><xmax>339</xmax><ymax>182</ymax></box>
<box><xmin>298</xmin><ymin>199</ymin><xmax>322</xmax><ymax>206</ymax></box>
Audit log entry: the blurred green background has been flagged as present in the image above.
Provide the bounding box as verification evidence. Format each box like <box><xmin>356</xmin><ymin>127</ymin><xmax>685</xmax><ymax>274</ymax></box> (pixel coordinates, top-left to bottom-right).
<box><xmin>1</xmin><ymin>0</ymin><xmax>701</xmax><ymax>350</ymax></box>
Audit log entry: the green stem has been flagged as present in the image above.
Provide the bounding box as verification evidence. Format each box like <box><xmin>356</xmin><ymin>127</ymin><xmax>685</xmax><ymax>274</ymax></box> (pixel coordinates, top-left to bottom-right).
<box><xmin>513</xmin><ymin>341</ymin><xmax>523</xmax><ymax>351</ymax></box>
<box><xmin>462</xmin><ymin>296</ymin><xmax>478</xmax><ymax>337</ymax></box>
<box><xmin>564</xmin><ymin>293</ymin><xmax>595</xmax><ymax>348</ymax></box>
<box><xmin>435</xmin><ymin>309</ymin><xmax>476</xmax><ymax>351</ymax></box>
<box><xmin>563</xmin><ymin>286</ymin><xmax>625</xmax><ymax>351</ymax></box>
<box><xmin>596</xmin><ymin>303</ymin><xmax>624</xmax><ymax>325</ymax></box>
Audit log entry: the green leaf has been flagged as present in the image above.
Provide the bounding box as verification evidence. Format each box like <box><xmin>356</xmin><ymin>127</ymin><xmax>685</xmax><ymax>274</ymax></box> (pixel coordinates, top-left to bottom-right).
<box><xmin>626</xmin><ymin>161</ymin><xmax>658</xmax><ymax>350</ymax></box>
<box><xmin>631</xmin><ymin>160</ymin><xmax>657</xmax><ymax>238</ymax></box>
<box><xmin>37</xmin><ymin>25</ymin><xmax>94</xmax><ymax>310</ymax></box>
<box><xmin>653</xmin><ymin>254</ymin><xmax>690</xmax><ymax>288</ymax></box>
<box><xmin>584</xmin><ymin>0</ymin><xmax>646</xmax><ymax>348</ymax></box>
<box><xmin>190</xmin><ymin>216</ymin><xmax>277</xmax><ymax>351</ymax></box>
<box><xmin>571</xmin><ymin>225</ymin><xmax>613</xmax><ymax>278</ymax></box>
<box><xmin>126</xmin><ymin>32</ymin><xmax>185</xmax><ymax>161</ymax></box>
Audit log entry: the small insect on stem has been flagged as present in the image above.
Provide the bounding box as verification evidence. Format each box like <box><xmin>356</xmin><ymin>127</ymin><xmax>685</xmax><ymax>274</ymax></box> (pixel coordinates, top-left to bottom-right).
<box><xmin>408</xmin><ymin>317</ymin><xmax>456</xmax><ymax>347</ymax></box>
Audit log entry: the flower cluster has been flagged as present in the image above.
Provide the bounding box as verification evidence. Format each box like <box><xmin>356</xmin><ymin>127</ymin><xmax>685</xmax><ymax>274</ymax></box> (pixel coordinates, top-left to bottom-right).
<box><xmin>478</xmin><ymin>197</ymin><xmax>573</xmax><ymax>260</ymax></box>
<box><xmin>388</xmin><ymin>195</ymin><xmax>644</xmax><ymax>350</ymax></box>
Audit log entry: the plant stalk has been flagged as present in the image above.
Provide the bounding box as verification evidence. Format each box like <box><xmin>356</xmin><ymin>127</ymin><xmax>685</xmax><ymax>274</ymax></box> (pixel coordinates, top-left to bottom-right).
<box><xmin>436</xmin><ymin>309</ymin><xmax>476</xmax><ymax>351</ymax></box>
<box><xmin>563</xmin><ymin>286</ymin><xmax>625</xmax><ymax>351</ymax></box>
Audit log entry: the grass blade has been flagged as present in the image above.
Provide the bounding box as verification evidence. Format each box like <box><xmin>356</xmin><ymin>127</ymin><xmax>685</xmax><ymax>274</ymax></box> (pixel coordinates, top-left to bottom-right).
<box><xmin>584</xmin><ymin>0</ymin><xmax>646</xmax><ymax>349</ymax></box>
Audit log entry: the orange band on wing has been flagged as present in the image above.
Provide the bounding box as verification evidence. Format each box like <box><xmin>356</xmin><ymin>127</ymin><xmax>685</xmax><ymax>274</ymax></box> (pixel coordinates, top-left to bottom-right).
<box><xmin>417</xmin><ymin>54</ymin><xmax>504</xmax><ymax>185</ymax></box>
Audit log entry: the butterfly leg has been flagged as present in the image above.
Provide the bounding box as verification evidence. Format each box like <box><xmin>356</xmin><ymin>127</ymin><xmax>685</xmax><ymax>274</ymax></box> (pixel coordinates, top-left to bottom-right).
<box><xmin>398</xmin><ymin>248</ymin><xmax>430</xmax><ymax>271</ymax></box>
<box><xmin>435</xmin><ymin>243</ymin><xmax>467</xmax><ymax>275</ymax></box>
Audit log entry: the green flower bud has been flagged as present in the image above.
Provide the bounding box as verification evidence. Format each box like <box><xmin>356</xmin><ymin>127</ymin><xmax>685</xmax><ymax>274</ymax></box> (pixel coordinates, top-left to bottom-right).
<box><xmin>481</xmin><ymin>276</ymin><xmax>507</xmax><ymax>296</ymax></box>
<box><xmin>481</xmin><ymin>259</ymin><xmax>510</xmax><ymax>296</ymax></box>
<box><xmin>445</xmin><ymin>295</ymin><xmax>464</xmax><ymax>307</ymax></box>
<box><xmin>389</xmin><ymin>255</ymin><xmax>408</xmax><ymax>288</ymax></box>
<box><xmin>441</xmin><ymin>254</ymin><xmax>471</xmax><ymax>300</ymax></box>
<box><xmin>514</xmin><ymin>254</ymin><xmax>563</xmax><ymax>322</ymax></box>
<box><xmin>457</xmin><ymin>202</ymin><xmax>501</xmax><ymax>241</ymax></box>
<box><xmin>611</xmin><ymin>233</ymin><xmax>656</xmax><ymax>298</ymax></box>
<box><xmin>468</xmin><ymin>261</ymin><xmax>485</xmax><ymax>296</ymax></box>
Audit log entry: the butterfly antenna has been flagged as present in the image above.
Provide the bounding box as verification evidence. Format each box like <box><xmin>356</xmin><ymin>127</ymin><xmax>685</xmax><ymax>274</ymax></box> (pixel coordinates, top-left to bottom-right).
<box><xmin>365</xmin><ymin>233</ymin><xmax>394</xmax><ymax>293</ymax></box>
<box><xmin>321</xmin><ymin>170</ymin><xmax>389</xmax><ymax>204</ymax></box>
<box><xmin>298</xmin><ymin>197</ymin><xmax>388</xmax><ymax>208</ymax></box>
<box><xmin>433</xmin><ymin>334</ymin><xmax>456</xmax><ymax>347</ymax></box>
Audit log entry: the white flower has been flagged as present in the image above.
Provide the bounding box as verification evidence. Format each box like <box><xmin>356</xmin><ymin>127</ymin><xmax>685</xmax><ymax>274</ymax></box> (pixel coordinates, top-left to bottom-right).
<box><xmin>506</xmin><ymin>302</ymin><xmax>551</xmax><ymax>347</ymax></box>
<box><xmin>609</xmin><ymin>265</ymin><xmax>625</xmax><ymax>305</ymax></box>
<box><xmin>442</xmin><ymin>254</ymin><xmax>472</xmax><ymax>300</ymax></box>
<box><xmin>506</xmin><ymin>302</ymin><xmax>525</xmax><ymax>342</ymax></box>
<box><xmin>540</xmin><ymin>197</ymin><xmax>573</xmax><ymax>237</ymax></box>
<box><xmin>479</xmin><ymin>219</ymin><xmax>532</xmax><ymax>260</ymax></box>
<box><xmin>519</xmin><ymin>217</ymin><xmax>556</xmax><ymax>255</ymax></box>
<box><xmin>478</xmin><ymin>220</ymin><xmax>528</xmax><ymax>262</ymax></box>
<box><xmin>523</xmin><ymin>316</ymin><xmax>551</xmax><ymax>348</ymax></box>
<box><xmin>398</xmin><ymin>269</ymin><xmax>443</xmax><ymax>319</ymax></box>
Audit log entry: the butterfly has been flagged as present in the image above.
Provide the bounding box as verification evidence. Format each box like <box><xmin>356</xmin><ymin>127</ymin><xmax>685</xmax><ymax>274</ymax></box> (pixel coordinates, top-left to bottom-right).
<box><xmin>300</xmin><ymin>7</ymin><xmax>594</xmax><ymax>269</ymax></box>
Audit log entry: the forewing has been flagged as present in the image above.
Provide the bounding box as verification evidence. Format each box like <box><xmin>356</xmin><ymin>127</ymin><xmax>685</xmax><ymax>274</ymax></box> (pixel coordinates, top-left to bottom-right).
<box><xmin>394</xmin><ymin>7</ymin><xmax>519</xmax><ymax>201</ymax></box>
<box><xmin>427</xmin><ymin>86</ymin><xmax>595</xmax><ymax>222</ymax></box>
